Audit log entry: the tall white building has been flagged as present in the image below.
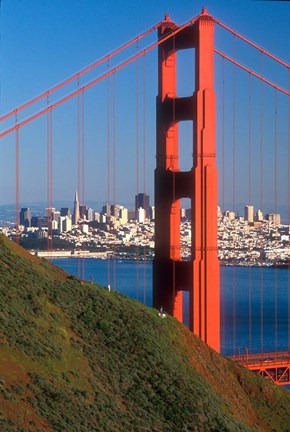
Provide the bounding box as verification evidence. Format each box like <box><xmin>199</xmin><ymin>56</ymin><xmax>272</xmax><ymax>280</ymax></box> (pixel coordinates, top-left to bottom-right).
<box><xmin>228</xmin><ymin>211</ymin><xmax>236</xmax><ymax>221</ymax></box>
<box><xmin>94</xmin><ymin>212</ymin><xmax>100</xmax><ymax>222</ymax></box>
<box><xmin>137</xmin><ymin>207</ymin><xmax>145</xmax><ymax>223</ymax></box>
<box><xmin>244</xmin><ymin>205</ymin><xmax>254</xmax><ymax>223</ymax></box>
<box><xmin>119</xmin><ymin>206</ymin><xmax>128</xmax><ymax>225</ymax></box>
<box><xmin>255</xmin><ymin>209</ymin><xmax>263</xmax><ymax>222</ymax></box>
<box><xmin>150</xmin><ymin>206</ymin><xmax>155</xmax><ymax>221</ymax></box>
<box><xmin>86</xmin><ymin>207</ymin><xmax>94</xmax><ymax>222</ymax></box>
<box><xmin>64</xmin><ymin>216</ymin><xmax>72</xmax><ymax>232</ymax></box>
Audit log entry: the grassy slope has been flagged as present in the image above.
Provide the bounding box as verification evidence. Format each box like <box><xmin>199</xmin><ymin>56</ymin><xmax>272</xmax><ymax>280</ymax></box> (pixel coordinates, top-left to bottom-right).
<box><xmin>0</xmin><ymin>234</ymin><xmax>289</xmax><ymax>432</ymax></box>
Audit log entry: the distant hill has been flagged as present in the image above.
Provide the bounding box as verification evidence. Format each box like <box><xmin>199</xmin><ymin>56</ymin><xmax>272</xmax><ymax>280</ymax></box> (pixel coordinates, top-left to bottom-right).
<box><xmin>0</xmin><ymin>234</ymin><xmax>290</xmax><ymax>432</ymax></box>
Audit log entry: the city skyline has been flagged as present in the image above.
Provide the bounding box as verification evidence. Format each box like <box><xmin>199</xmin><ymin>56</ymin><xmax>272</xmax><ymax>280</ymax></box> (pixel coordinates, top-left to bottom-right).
<box><xmin>1</xmin><ymin>196</ymin><xmax>290</xmax><ymax>222</ymax></box>
<box><xmin>0</xmin><ymin>1</ymin><xmax>289</xmax><ymax>209</ymax></box>
<box><xmin>16</xmin><ymin>196</ymin><xmax>284</xmax><ymax>223</ymax></box>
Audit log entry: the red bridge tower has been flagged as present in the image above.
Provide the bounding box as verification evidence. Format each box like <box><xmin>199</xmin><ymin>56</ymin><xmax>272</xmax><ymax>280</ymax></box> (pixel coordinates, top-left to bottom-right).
<box><xmin>153</xmin><ymin>9</ymin><xmax>220</xmax><ymax>352</ymax></box>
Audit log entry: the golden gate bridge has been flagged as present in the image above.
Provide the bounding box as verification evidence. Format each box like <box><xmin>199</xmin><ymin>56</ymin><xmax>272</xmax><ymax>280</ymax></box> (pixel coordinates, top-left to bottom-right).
<box><xmin>0</xmin><ymin>8</ymin><xmax>289</xmax><ymax>385</ymax></box>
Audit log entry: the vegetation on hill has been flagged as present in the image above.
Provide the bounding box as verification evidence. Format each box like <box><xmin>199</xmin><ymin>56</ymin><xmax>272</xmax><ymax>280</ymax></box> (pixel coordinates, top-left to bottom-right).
<box><xmin>0</xmin><ymin>233</ymin><xmax>290</xmax><ymax>432</ymax></box>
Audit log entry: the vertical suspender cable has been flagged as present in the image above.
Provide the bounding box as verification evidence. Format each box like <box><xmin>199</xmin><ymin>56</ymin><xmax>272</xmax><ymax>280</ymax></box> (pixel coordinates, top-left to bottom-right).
<box><xmin>172</xmin><ymin>34</ymin><xmax>176</xmax><ymax>318</ymax></box>
<box><xmin>15</xmin><ymin>122</ymin><xmax>20</xmax><ymax>244</ymax></box>
<box><xmin>46</xmin><ymin>103</ymin><xmax>49</xmax><ymax>250</ymax></box>
<box><xmin>136</xmin><ymin>42</ymin><xmax>139</xmax><ymax>301</ymax></box>
<box><xmin>248</xmin><ymin>74</ymin><xmax>252</xmax><ymax>206</ymax></box>
<box><xmin>46</xmin><ymin>98</ymin><xmax>53</xmax><ymax>253</ymax></box>
<box><xmin>172</xmin><ymin>133</ymin><xmax>176</xmax><ymax>313</ymax></box>
<box><xmin>143</xmin><ymin>54</ymin><xmax>147</xmax><ymax>305</ymax></box>
<box><xmin>232</xmin><ymin>36</ymin><xmax>237</xmax><ymax>355</ymax></box>
<box><xmin>82</xmin><ymin>92</ymin><xmax>85</xmax><ymax>213</ymax></box>
<box><xmin>222</xmin><ymin>58</ymin><xmax>225</xmax><ymax>215</ymax></box>
<box><xmin>107</xmin><ymin>60</ymin><xmax>111</xmax><ymax>287</ymax></box>
<box><xmin>248</xmin><ymin>73</ymin><xmax>252</xmax><ymax>353</ymax></box>
<box><xmin>49</xmin><ymin>109</ymin><xmax>53</xmax><ymax>253</ymax></box>
<box><xmin>259</xmin><ymin>53</ymin><xmax>264</xmax><ymax>353</ymax></box>
<box><xmin>77</xmin><ymin>80</ymin><xmax>81</xmax><ymax>202</ymax></box>
<box><xmin>113</xmin><ymin>72</ymin><xmax>116</xmax><ymax>291</ymax></box>
<box><xmin>77</xmin><ymin>79</ymin><xmax>81</xmax><ymax>278</ymax></box>
<box><xmin>274</xmin><ymin>89</ymin><xmax>278</xmax><ymax>354</ymax></box>
<box><xmin>81</xmin><ymin>90</ymin><xmax>85</xmax><ymax>280</ymax></box>
<box><xmin>221</xmin><ymin>56</ymin><xmax>225</xmax><ymax>347</ymax></box>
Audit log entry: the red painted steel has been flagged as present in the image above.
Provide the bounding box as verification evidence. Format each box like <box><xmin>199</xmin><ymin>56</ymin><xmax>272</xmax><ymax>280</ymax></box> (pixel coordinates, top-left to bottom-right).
<box><xmin>231</xmin><ymin>352</ymin><xmax>290</xmax><ymax>385</ymax></box>
<box><xmin>153</xmin><ymin>8</ymin><xmax>220</xmax><ymax>352</ymax></box>
<box><xmin>192</xmin><ymin>10</ymin><xmax>220</xmax><ymax>352</ymax></box>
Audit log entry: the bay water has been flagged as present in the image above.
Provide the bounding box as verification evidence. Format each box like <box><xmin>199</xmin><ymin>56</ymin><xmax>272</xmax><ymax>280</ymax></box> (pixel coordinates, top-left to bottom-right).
<box><xmin>51</xmin><ymin>258</ymin><xmax>289</xmax><ymax>358</ymax></box>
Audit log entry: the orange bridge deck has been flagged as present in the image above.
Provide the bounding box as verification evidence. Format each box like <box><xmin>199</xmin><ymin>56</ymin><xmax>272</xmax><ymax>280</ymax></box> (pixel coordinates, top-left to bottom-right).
<box><xmin>230</xmin><ymin>352</ymin><xmax>290</xmax><ymax>385</ymax></box>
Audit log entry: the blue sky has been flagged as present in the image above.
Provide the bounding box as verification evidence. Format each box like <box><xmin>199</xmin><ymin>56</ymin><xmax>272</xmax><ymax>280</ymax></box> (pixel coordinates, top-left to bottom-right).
<box><xmin>0</xmin><ymin>0</ymin><xmax>289</xmax><ymax>213</ymax></box>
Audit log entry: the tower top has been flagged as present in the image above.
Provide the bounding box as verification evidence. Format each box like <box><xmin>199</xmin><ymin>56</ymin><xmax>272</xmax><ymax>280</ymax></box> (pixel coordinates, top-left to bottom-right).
<box><xmin>202</xmin><ymin>6</ymin><xmax>208</xmax><ymax>15</ymax></box>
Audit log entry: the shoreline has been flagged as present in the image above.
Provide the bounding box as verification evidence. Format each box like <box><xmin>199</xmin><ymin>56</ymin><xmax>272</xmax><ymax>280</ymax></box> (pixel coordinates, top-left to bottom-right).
<box><xmin>29</xmin><ymin>250</ymin><xmax>280</xmax><ymax>268</ymax></box>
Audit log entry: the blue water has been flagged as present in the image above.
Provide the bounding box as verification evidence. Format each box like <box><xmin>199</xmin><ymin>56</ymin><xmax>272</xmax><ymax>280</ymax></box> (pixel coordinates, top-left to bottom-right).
<box><xmin>51</xmin><ymin>258</ymin><xmax>289</xmax><ymax>359</ymax></box>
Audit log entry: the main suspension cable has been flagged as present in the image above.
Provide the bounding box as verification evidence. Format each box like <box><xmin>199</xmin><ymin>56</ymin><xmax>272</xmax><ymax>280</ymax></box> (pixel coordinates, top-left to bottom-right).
<box><xmin>0</xmin><ymin>21</ymin><xmax>164</xmax><ymax>124</ymax></box>
<box><xmin>0</xmin><ymin>14</ymin><xmax>201</xmax><ymax>140</ymax></box>
<box><xmin>215</xmin><ymin>50</ymin><xmax>289</xmax><ymax>97</ymax></box>
<box><xmin>213</xmin><ymin>17</ymin><xmax>290</xmax><ymax>69</ymax></box>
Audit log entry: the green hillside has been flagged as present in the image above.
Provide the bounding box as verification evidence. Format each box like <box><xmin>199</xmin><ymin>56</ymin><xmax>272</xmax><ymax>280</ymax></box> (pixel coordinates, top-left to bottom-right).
<box><xmin>0</xmin><ymin>234</ymin><xmax>289</xmax><ymax>432</ymax></box>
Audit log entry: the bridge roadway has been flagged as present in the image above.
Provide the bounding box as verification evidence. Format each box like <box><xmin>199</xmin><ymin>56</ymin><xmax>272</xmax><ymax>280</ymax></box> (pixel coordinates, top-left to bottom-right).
<box><xmin>230</xmin><ymin>351</ymin><xmax>290</xmax><ymax>385</ymax></box>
